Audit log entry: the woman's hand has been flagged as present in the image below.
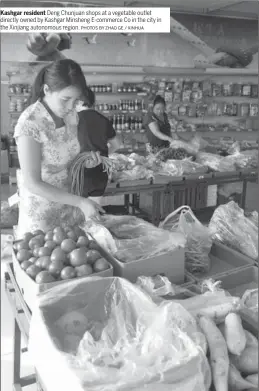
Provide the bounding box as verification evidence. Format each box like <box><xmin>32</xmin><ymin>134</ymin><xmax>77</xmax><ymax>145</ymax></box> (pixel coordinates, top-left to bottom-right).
<box><xmin>79</xmin><ymin>198</ymin><xmax>105</xmax><ymax>220</ymax></box>
<box><xmin>90</xmin><ymin>151</ymin><xmax>102</xmax><ymax>166</ymax></box>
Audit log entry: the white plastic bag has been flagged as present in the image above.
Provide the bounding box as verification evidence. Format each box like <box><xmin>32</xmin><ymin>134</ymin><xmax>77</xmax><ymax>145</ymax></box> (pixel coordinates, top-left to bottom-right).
<box><xmin>160</xmin><ymin>206</ymin><xmax>213</xmax><ymax>273</ymax></box>
<box><xmin>29</xmin><ymin>277</ymin><xmax>211</xmax><ymax>391</ymax></box>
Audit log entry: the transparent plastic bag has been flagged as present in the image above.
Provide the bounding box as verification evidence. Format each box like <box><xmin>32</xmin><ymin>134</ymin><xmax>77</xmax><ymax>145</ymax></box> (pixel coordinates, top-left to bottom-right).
<box><xmin>1</xmin><ymin>201</ymin><xmax>18</xmax><ymax>227</ymax></box>
<box><xmin>196</xmin><ymin>152</ymin><xmax>225</xmax><ymax>171</ymax></box>
<box><xmin>99</xmin><ymin>214</ymin><xmax>186</xmax><ymax>263</ymax></box>
<box><xmin>157</xmin><ymin>159</ymin><xmax>207</xmax><ymax>177</ymax></box>
<box><xmin>242</xmin><ymin>289</ymin><xmax>258</xmax><ymax>313</ymax></box>
<box><xmin>160</xmin><ymin>206</ymin><xmax>213</xmax><ymax>274</ymax></box>
<box><xmin>156</xmin><ymin>160</ymin><xmax>184</xmax><ymax>177</ymax></box>
<box><xmin>218</xmin><ymin>182</ymin><xmax>243</xmax><ymax>197</ymax></box>
<box><xmin>112</xmin><ymin>166</ymin><xmax>154</xmax><ymax>182</ymax></box>
<box><xmin>29</xmin><ymin>277</ymin><xmax>211</xmax><ymax>391</ymax></box>
<box><xmin>209</xmin><ymin>201</ymin><xmax>258</xmax><ymax>259</ymax></box>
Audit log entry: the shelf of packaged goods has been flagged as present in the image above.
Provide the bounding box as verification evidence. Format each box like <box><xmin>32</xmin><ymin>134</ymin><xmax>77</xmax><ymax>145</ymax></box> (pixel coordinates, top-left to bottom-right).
<box><xmin>9</xmin><ymin>112</ymin><xmax>22</xmax><ymax>117</ymax></box>
<box><xmin>100</xmin><ymin>110</ymin><xmax>147</xmax><ymax>115</ymax></box>
<box><xmin>94</xmin><ymin>91</ymin><xmax>147</xmax><ymax>96</ymax></box>
<box><xmin>8</xmin><ymin>93</ymin><xmax>30</xmax><ymax>98</ymax></box>
<box><xmin>204</xmin><ymin>96</ymin><xmax>258</xmax><ymax>101</ymax></box>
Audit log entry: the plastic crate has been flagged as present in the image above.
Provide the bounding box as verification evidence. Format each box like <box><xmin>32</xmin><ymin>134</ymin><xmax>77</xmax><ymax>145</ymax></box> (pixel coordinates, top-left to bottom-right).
<box><xmin>194</xmin><ymin>266</ymin><xmax>258</xmax><ymax>331</ymax></box>
<box><xmin>104</xmin><ymin>246</ymin><xmax>185</xmax><ymax>285</ymax></box>
<box><xmin>211</xmin><ymin>266</ymin><xmax>258</xmax><ymax>297</ymax></box>
<box><xmin>217</xmin><ymin>242</ymin><xmax>258</xmax><ymax>264</ymax></box>
<box><xmin>188</xmin><ymin>242</ymin><xmax>255</xmax><ymax>282</ymax></box>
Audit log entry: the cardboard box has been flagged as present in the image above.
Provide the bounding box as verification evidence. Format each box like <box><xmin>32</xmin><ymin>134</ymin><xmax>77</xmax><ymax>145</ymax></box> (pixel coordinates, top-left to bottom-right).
<box><xmin>103</xmin><ymin>246</ymin><xmax>185</xmax><ymax>285</ymax></box>
<box><xmin>12</xmin><ymin>244</ymin><xmax>113</xmax><ymax>311</ymax></box>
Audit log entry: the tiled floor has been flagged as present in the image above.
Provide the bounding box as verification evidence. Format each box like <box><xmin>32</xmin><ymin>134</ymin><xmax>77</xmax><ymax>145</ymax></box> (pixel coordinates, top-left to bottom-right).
<box><xmin>1</xmin><ymin>180</ymin><xmax>258</xmax><ymax>390</ymax></box>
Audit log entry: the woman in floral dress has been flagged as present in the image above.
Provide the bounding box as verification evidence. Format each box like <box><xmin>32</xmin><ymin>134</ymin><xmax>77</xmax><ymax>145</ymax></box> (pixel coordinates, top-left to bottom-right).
<box><xmin>14</xmin><ymin>59</ymin><xmax>103</xmax><ymax>238</ymax></box>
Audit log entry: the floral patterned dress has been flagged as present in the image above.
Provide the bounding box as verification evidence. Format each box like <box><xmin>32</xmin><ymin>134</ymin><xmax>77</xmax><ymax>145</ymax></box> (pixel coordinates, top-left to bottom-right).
<box><xmin>14</xmin><ymin>100</ymin><xmax>83</xmax><ymax>238</ymax></box>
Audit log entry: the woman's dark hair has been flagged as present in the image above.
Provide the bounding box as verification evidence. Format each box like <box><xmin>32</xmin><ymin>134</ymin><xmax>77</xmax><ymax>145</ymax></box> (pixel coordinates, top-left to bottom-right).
<box><xmin>30</xmin><ymin>59</ymin><xmax>88</xmax><ymax>104</ymax></box>
<box><xmin>81</xmin><ymin>87</ymin><xmax>96</xmax><ymax>108</ymax></box>
<box><xmin>153</xmin><ymin>95</ymin><xmax>166</xmax><ymax>107</ymax></box>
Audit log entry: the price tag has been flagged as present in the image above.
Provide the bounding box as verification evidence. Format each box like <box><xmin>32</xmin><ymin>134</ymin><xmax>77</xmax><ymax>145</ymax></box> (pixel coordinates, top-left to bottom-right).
<box><xmin>8</xmin><ymin>192</ymin><xmax>19</xmax><ymax>207</ymax></box>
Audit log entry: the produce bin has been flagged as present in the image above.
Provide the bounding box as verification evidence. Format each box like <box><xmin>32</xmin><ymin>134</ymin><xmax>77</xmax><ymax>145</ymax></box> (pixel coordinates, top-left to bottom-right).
<box><xmin>217</xmin><ymin>242</ymin><xmax>258</xmax><ymax>265</ymax></box>
<box><xmin>12</xmin><ymin>247</ymin><xmax>114</xmax><ymax>311</ymax></box>
<box><xmin>189</xmin><ymin>242</ymin><xmax>255</xmax><ymax>282</ymax></box>
<box><xmin>103</xmin><ymin>246</ymin><xmax>185</xmax><ymax>285</ymax></box>
<box><xmin>209</xmin><ymin>266</ymin><xmax>258</xmax><ymax>298</ymax></box>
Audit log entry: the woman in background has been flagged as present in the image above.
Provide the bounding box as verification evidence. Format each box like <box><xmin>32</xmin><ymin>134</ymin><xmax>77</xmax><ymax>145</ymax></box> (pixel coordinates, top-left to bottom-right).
<box><xmin>76</xmin><ymin>89</ymin><xmax>121</xmax><ymax>205</ymax></box>
<box><xmin>143</xmin><ymin>95</ymin><xmax>175</xmax><ymax>153</ymax></box>
<box><xmin>14</xmin><ymin>59</ymin><xmax>103</xmax><ymax>237</ymax></box>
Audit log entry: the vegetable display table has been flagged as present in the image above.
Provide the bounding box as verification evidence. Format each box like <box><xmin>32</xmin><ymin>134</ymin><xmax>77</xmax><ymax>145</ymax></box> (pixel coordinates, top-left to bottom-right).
<box><xmin>105</xmin><ymin>169</ymin><xmax>257</xmax><ymax>224</ymax></box>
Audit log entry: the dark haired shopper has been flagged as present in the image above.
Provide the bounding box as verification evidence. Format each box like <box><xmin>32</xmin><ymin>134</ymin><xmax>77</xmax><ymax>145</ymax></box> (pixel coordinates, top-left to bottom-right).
<box><xmin>76</xmin><ymin>89</ymin><xmax>121</xmax><ymax>205</ymax></box>
<box><xmin>143</xmin><ymin>95</ymin><xmax>175</xmax><ymax>153</ymax></box>
<box><xmin>14</xmin><ymin>59</ymin><xmax>104</xmax><ymax>237</ymax></box>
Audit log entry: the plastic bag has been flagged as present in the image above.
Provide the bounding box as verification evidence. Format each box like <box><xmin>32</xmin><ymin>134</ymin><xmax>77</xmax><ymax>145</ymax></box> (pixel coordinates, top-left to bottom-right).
<box><xmin>242</xmin><ymin>289</ymin><xmax>258</xmax><ymax>313</ymax></box>
<box><xmin>209</xmin><ymin>201</ymin><xmax>258</xmax><ymax>259</ymax></box>
<box><xmin>1</xmin><ymin>201</ymin><xmax>19</xmax><ymax>227</ymax></box>
<box><xmin>246</xmin><ymin>211</ymin><xmax>258</xmax><ymax>227</ymax></box>
<box><xmin>196</xmin><ymin>152</ymin><xmax>225</xmax><ymax>171</ymax></box>
<box><xmin>136</xmin><ymin>275</ymin><xmax>197</xmax><ymax>302</ymax></box>
<box><xmin>99</xmin><ymin>214</ymin><xmax>186</xmax><ymax>263</ymax></box>
<box><xmin>160</xmin><ymin>206</ymin><xmax>213</xmax><ymax>274</ymax></box>
<box><xmin>227</xmin><ymin>141</ymin><xmax>241</xmax><ymax>155</ymax></box>
<box><xmin>157</xmin><ymin>159</ymin><xmax>207</xmax><ymax>177</ymax></box>
<box><xmin>112</xmin><ymin>166</ymin><xmax>154</xmax><ymax>182</ymax></box>
<box><xmin>156</xmin><ymin>160</ymin><xmax>184</xmax><ymax>177</ymax></box>
<box><xmin>29</xmin><ymin>277</ymin><xmax>211</xmax><ymax>391</ymax></box>
<box><xmin>218</xmin><ymin>182</ymin><xmax>243</xmax><ymax>197</ymax></box>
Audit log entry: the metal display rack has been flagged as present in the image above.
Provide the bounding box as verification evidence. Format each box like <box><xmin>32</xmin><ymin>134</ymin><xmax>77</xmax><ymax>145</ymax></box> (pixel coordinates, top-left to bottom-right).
<box><xmin>105</xmin><ymin>169</ymin><xmax>258</xmax><ymax>225</ymax></box>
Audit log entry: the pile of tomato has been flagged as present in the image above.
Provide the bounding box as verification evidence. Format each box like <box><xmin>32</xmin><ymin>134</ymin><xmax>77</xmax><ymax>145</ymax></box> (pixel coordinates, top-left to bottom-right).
<box><xmin>13</xmin><ymin>226</ymin><xmax>111</xmax><ymax>283</ymax></box>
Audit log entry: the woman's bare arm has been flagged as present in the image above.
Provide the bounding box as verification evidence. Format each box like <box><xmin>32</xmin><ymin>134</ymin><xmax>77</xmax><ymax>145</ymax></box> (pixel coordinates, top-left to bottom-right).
<box><xmin>148</xmin><ymin>122</ymin><xmax>172</xmax><ymax>142</ymax></box>
<box><xmin>17</xmin><ymin>136</ymin><xmax>83</xmax><ymax>207</ymax></box>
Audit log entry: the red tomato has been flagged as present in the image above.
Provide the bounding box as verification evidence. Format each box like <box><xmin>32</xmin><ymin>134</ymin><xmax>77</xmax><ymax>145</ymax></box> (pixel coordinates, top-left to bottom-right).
<box><xmin>44</xmin><ymin>231</ymin><xmax>54</xmax><ymax>241</ymax></box>
<box><xmin>35</xmin><ymin>271</ymin><xmax>55</xmax><ymax>284</ymax></box>
<box><xmin>93</xmin><ymin>258</ymin><xmax>110</xmax><ymax>273</ymax></box>
<box><xmin>32</xmin><ymin>230</ymin><xmax>45</xmax><ymax>236</ymax></box>
<box><xmin>38</xmin><ymin>256</ymin><xmax>51</xmax><ymax>270</ymax></box>
<box><xmin>28</xmin><ymin>257</ymin><xmax>37</xmax><ymax>264</ymax></box>
<box><xmin>86</xmin><ymin>250</ymin><xmax>101</xmax><ymax>265</ymax></box>
<box><xmin>66</xmin><ymin>230</ymin><xmax>78</xmax><ymax>241</ymax></box>
<box><xmin>38</xmin><ymin>247</ymin><xmax>52</xmax><ymax>257</ymax></box>
<box><xmin>44</xmin><ymin>240</ymin><xmax>56</xmax><ymax>251</ymax></box>
<box><xmin>77</xmin><ymin>236</ymin><xmax>89</xmax><ymax>248</ymax></box>
<box><xmin>16</xmin><ymin>241</ymin><xmax>30</xmax><ymax>251</ymax></box>
<box><xmin>53</xmin><ymin>232</ymin><xmax>67</xmax><ymax>245</ymax></box>
<box><xmin>20</xmin><ymin>260</ymin><xmax>32</xmax><ymax>270</ymax></box>
<box><xmin>33</xmin><ymin>247</ymin><xmax>41</xmax><ymax>257</ymax></box>
<box><xmin>53</xmin><ymin>227</ymin><xmax>65</xmax><ymax>235</ymax></box>
<box><xmin>17</xmin><ymin>249</ymin><xmax>32</xmax><ymax>262</ymax></box>
<box><xmin>69</xmin><ymin>248</ymin><xmax>88</xmax><ymax>267</ymax></box>
<box><xmin>61</xmin><ymin>239</ymin><xmax>77</xmax><ymax>253</ymax></box>
<box><xmin>75</xmin><ymin>264</ymin><xmax>93</xmax><ymax>277</ymax></box>
<box><xmin>51</xmin><ymin>247</ymin><xmax>67</xmax><ymax>263</ymax></box>
<box><xmin>23</xmin><ymin>232</ymin><xmax>34</xmax><ymax>242</ymax></box>
<box><xmin>26</xmin><ymin>265</ymin><xmax>42</xmax><ymax>280</ymax></box>
<box><xmin>29</xmin><ymin>236</ymin><xmax>44</xmax><ymax>250</ymax></box>
<box><xmin>48</xmin><ymin>259</ymin><xmax>64</xmax><ymax>277</ymax></box>
<box><xmin>60</xmin><ymin>266</ymin><xmax>76</xmax><ymax>280</ymax></box>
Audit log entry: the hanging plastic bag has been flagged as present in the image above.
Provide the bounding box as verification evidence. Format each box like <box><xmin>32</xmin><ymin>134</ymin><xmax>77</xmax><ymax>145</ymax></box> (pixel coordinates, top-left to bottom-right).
<box><xmin>29</xmin><ymin>276</ymin><xmax>211</xmax><ymax>391</ymax></box>
<box><xmin>209</xmin><ymin>201</ymin><xmax>258</xmax><ymax>259</ymax></box>
<box><xmin>160</xmin><ymin>206</ymin><xmax>213</xmax><ymax>274</ymax></box>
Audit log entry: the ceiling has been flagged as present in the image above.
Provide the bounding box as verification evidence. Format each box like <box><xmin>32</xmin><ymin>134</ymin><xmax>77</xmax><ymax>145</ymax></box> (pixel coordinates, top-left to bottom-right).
<box><xmin>2</xmin><ymin>0</ymin><xmax>259</xmax><ymax>18</ymax></box>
